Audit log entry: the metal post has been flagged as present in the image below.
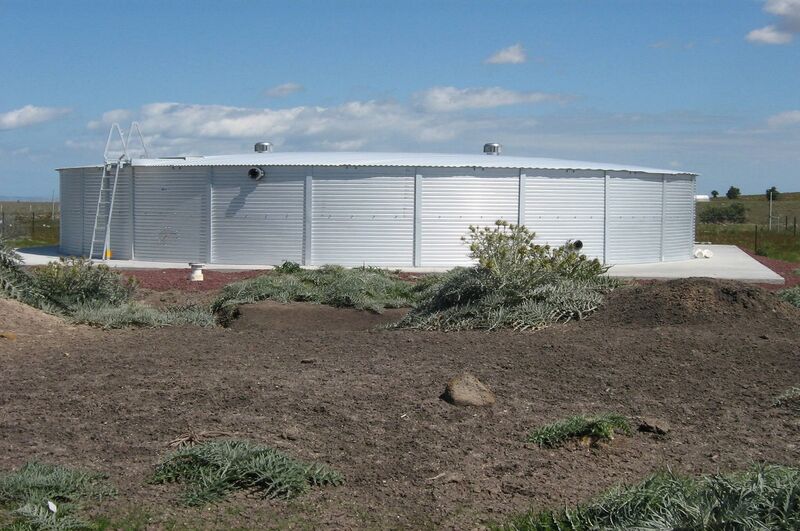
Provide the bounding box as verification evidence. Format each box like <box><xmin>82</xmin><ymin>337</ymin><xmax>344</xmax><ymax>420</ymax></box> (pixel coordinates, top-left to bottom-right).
<box><xmin>660</xmin><ymin>175</ymin><xmax>666</xmax><ymax>262</ymax></box>
<box><xmin>31</xmin><ymin>212</ymin><xmax>35</xmax><ymax>240</ymax></box>
<box><xmin>754</xmin><ymin>225</ymin><xmax>759</xmax><ymax>252</ymax></box>
<box><xmin>768</xmin><ymin>190</ymin><xmax>773</xmax><ymax>231</ymax></box>
<box><xmin>413</xmin><ymin>170</ymin><xmax>422</xmax><ymax>267</ymax></box>
<box><xmin>603</xmin><ymin>172</ymin><xmax>609</xmax><ymax>264</ymax></box>
<box><xmin>517</xmin><ymin>170</ymin><xmax>526</xmax><ymax>225</ymax></box>
<box><xmin>794</xmin><ymin>216</ymin><xmax>797</xmax><ymax>236</ymax></box>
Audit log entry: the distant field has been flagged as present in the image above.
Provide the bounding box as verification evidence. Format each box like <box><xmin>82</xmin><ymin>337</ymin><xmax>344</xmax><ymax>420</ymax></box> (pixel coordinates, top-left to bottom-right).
<box><xmin>696</xmin><ymin>192</ymin><xmax>800</xmax><ymax>262</ymax></box>
<box><xmin>0</xmin><ymin>201</ymin><xmax>60</xmax><ymax>246</ymax></box>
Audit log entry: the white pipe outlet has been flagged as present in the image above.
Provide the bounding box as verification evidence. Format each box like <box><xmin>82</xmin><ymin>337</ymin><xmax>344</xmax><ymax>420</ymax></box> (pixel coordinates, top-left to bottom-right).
<box><xmin>189</xmin><ymin>263</ymin><xmax>205</xmax><ymax>281</ymax></box>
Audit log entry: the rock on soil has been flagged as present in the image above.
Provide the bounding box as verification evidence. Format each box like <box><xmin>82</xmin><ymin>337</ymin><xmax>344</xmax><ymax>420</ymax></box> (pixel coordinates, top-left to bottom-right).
<box><xmin>441</xmin><ymin>373</ymin><xmax>496</xmax><ymax>407</ymax></box>
<box><xmin>638</xmin><ymin>417</ymin><xmax>671</xmax><ymax>435</ymax></box>
<box><xmin>597</xmin><ymin>278</ymin><xmax>800</xmax><ymax>327</ymax></box>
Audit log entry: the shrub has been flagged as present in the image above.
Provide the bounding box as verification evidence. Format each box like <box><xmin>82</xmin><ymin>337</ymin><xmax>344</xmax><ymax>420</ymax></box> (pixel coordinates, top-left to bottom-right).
<box><xmin>711</xmin><ymin>190</ymin><xmax>719</xmax><ymax>199</ymax></box>
<box><xmin>726</xmin><ymin>186</ymin><xmax>741</xmax><ymax>199</ymax></box>
<box><xmin>778</xmin><ymin>286</ymin><xmax>800</xmax><ymax>308</ymax></box>
<box><xmin>495</xmin><ymin>464</ymin><xmax>800</xmax><ymax>530</ymax></box>
<box><xmin>0</xmin><ymin>461</ymin><xmax>115</xmax><ymax>530</ymax></box>
<box><xmin>152</xmin><ymin>440</ymin><xmax>343</xmax><ymax>505</ymax></box>
<box><xmin>211</xmin><ymin>265</ymin><xmax>416</xmax><ymax>325</ymax></box>
<box><xmin>68</xmin><ymin>302</ymin><xmax>216</xmax><ymax>329</ymax></box>
<box><xmin>394</xmin><ymin>221</ymin><xmax>619</xmax><ymax>331</ymax></box>
<box><xmin>698</xmin><ymin>202</ymin><xmax>747</xmax><ymax>224</ymax></box>
<box><xmin>766</xmin><ymin>186</ymin><xmax>781</xmax><ymax>201</ymax></box>
<box><xmin>527</xmin><ymin>413</ymin><xmax>631</xmax><ymax>448</ymax></box>
<box><xmin>275</xmin><ymin>260</ymin><xmax>302</xmax><ymax>273</ymax></box>
<box><xmin>30</xmin><ymin>258</ymin><xmax>136</xmax><ymax>309</ymax></box>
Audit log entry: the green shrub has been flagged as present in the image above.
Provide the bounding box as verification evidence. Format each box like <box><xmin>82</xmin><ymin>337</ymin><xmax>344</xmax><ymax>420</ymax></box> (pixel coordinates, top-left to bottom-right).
<box><xmin>152</xmin><ymin>440</ymin><xmax>343</xmax><ymax>505</ymax></box>
<box><xmin>68</xmin><ymin>302</ymin><xmax>215</xmax><ymax>329</ymax></box>
<box><xmin>698</xmin><ymin>202</ymin><xmax>747</xmax><ymax>224</ymax></box>
<box><xmin>0</xmin><ymin>461</ymin><xmax>115</xmax><ymax>530</ymax></box>
<box><xmin>495</xmin><ymin>464</ymin><xmax>800</xmax><ymax>530</ymax></box>
<box><xmin>726</xmin><ymin>185</ymin><xmax>741</xmax><ymax>199</ymax></box>
<box><xmin>778</xmin><ymin>286</ymin><xmax>800</xmax><ymax>308</ymax></box>
<box><xmin>30</xmin><ymin>258</ymin><xmax>136</xmax><ymax>309</ymax></box>
<box><xmin>275</xmin><ymin>260</ymin><xmax>302</xmax><ymax>273</ymax></box>
<box><xmin>394</xmin><ymin>221</ymin><xmax>619</xmax><ymax>331</ymax></box>
<box><xmin>211</xmin><ymin>265</ymin><xmax>416</xmax><ymax>325</ymax></box>
<box><xmin>527</xmin><ymin>413</ymin><xmax>631</xmax><ymax>448</ymax></box>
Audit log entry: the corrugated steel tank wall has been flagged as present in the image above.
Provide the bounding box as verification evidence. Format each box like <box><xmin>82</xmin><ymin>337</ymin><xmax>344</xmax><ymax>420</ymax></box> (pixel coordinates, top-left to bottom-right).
<box><xmin>58</xmin><ymin>165</ymin><xmax>696</xmax><ymax>266</ymax></box>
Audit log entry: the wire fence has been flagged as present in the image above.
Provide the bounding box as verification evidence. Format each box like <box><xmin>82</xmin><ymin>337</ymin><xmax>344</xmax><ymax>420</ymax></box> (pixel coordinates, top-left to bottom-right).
<box><xmin>0</xmin><ymin>204</ymin><xmax>60</xmax><ymax>244</ymax></box>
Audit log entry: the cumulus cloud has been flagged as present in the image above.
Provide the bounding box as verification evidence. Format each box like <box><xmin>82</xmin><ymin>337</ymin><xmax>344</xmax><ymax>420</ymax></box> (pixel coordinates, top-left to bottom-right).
<box><xmin>485</xmin><ymin>43</ymin><xmax>527</xmax><ymax>64</ymax></box>
<box><xmin>767</xmin><ymin>109</ymin><xmax>800</xmax><ymax>127</ymax></box>
<box><xmin>0</xmin><ymin>105</ymin><xmax>71</xmax><ymax>130</ymax></box>
<box><xmin>414</xmin><ymin>86</ymin><xmax>565</xmax><ymax>112</ymax></box>
<box><xmin>747</xmin><ymin>0</ymin><xmax>800</xmax><ymax>44</ymax></box>
<box><xmin>87</xmin><ymin>108</ymin><xmax>133</xmax><ymax>129</ymax></box>
<box><xmin>265</xmin><ymin>82</ymin><xmax>304</xmax><ymax>97</ymax></box>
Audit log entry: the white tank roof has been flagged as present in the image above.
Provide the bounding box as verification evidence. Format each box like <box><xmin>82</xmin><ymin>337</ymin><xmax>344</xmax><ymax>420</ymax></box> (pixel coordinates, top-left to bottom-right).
<box><xmin>62</xmin><ymin>151</ymin><xmax>696</xmax><ymax>175</ymax></box>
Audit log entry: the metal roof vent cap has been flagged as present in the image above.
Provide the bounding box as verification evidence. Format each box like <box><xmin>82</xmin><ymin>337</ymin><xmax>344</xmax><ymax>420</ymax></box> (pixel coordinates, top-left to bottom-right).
<box><xmin>254</xmin><ymin>142</ymin><xmax>273</xmax><ymax>153</ymax></box>
<box><xmin>483</xmin><ymin>143</ymin><xmax>502</xmax><ymax>155</ymax></box>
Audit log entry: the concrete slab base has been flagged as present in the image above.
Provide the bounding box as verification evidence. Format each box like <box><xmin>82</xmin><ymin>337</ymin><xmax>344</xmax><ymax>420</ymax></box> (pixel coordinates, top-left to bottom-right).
<box><xmin>16</xmin><ymin>244</ymin><xmax>784</xmax><ymax>285</ymax></box>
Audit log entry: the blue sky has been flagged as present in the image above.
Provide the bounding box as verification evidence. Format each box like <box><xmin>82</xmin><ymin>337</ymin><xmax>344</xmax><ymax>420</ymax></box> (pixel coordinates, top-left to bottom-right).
<box><xmin>1</xmin><ymin>0</ymin><xmax>799</xmax><ymax>197</ymax></box>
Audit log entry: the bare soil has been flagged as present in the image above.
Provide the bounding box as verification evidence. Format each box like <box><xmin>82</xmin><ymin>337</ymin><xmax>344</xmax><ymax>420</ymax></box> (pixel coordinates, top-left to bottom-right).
<box><xmin>1</xmin><ymin>278</ymin><xmax>799</xmax><ymax>529</ymax></box>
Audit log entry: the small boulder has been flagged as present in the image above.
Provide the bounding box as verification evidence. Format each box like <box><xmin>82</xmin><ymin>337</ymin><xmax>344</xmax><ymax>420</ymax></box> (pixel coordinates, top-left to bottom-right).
<box><xmin>638</xmin><ymin>417</ymin><xmax>670</xmax><ymax>435</ymax></box>
<box><xmin>441</xmin><ymin>373</ymin><xmax>495</xmax><ymax>407</ymax></box>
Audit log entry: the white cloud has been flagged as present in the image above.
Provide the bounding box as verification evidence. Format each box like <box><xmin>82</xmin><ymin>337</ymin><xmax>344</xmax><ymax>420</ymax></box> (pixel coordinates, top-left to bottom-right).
<box><xmin>767</xmin><ymin>109</ymin><xmax>800</xmax><ymax>127</ymax></box>
<box><xmin>414</xmin><ymin>86</ymin><xmax>565</xmax><ymax>112</ymax></box>
<box><xmin>747</xmin><ymin>0</ymin><xmax>800</xmax><ymax>44</ymax></box>
<box><xmin>0</xmin><ymin>105</ymin><xmax>71</xmax><ymax>130</ymax></box>
<box><xmin>747</xmin><ymin>25</ymin><xmax>794</xmax><ymax>44</ymax></box>
<box><xmin>87</xmin><ymin>108</ymin><xmax>133</xmax><ymax>129</ymax></box>
<box><xmin>265</xmin><ymin>82</ymin><xmax>304</xmax><ymax>97</ymax></box>
<box><xmin>485</xmin><ymin>43</ymin><xmax>527</xmax><ymax>64</ymax></box>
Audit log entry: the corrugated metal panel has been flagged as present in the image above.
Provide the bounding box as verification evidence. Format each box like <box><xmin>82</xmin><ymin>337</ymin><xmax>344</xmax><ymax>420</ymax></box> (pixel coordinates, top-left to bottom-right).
<box><xmin>663</xmin><ymin>176</ymin><xmax>696</xmax><ymax>261</ymax></box>
<box><xmin>311</xmin><ymin>167</ymin><xmax>414</xmax><ymax>266</ymax></box>
<box><xmin>81</xmin><ymin>167</ymin><xmax>103</xmax><ymax>256</ymax></box>
<box><xmin>606</xmin><ymin>172</ymin><xmax>663</xmax><ymax>264</ymax></box>
<box><xmin>420</xmin><ymin>168</ymin><xmax>519</xmax><ymax>267</ymax></box>
<box><xmin>523</xmin><ymin>169</ymin><xmax>605</xmax><ymax>260</ymax></box>
<box><xmin>79</xmin><ymin>166</ymin><xmax>133</xmax><ymax>259</ymax></box>
<box><xmin>211</xmin><ymin>167</ymin><xmax>305</xmax><ymax>265</ymax></box>
<box><xmin>58</xmin><ymin>169</ymin><xmax>84</xmax><ymax>256</ymax></box>
<box><xmin>133</xmin><ymin>167</ymin><xmax>209</xmax><ymax>262</ymax></box>
<box><xmin>123</xmin><ymin>152</ymin><xmax>695</xmax><ymax>175</ymax></box>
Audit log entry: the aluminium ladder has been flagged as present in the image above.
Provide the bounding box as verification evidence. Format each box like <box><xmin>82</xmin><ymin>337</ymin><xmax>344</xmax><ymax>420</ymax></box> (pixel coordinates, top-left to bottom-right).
<box><xmin>88</xmin><ymin>122</ymin><xmax>148</xmax><ymax>261</ymax></box>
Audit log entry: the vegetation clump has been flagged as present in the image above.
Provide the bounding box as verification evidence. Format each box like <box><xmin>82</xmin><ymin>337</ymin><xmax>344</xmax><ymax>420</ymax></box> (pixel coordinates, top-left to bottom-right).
<box><xmin>773</xmin><ymin>386</ymin><xmax>800</xmax><ymax>412</ymax></box>
<box><xmin>211</xmin><ymin>264</ymin><xmax>416</xmax><ymax>325</ymax></box>
<box><xmin>778</xmin><ymin>286</ymin><xmax>800</xmax><ymax>309</ymax></box>
<box><xmin>698</xmin><ymin>202</ymin><xmax>747</xmax><ymax>224</ymax></box>
<box><xmin>527</xmin><ymin>413</ymin><xmax>632</xmax><ymax>448</ymax></box>
<box><xmin>0</xmin><ymin>239</ymin><xmax>214</xmax><ymax>329</ymax></box>
<box><xmin>0</xmin><ymin>461</ymin><xmax>115</xmax><ymax>530</ymax></box>
<box><xmin>496</xmin><ymin>464</ymin><xmax>800</xmax><ymax>531</ymax></box>
<box><xmin>395</xmin><ymin>221</ymin><xmax>619</xmax><ymax>331</ymax></box>
<box><xmin>152</xmin><ymin>440</ymin><xmax>343</xmax><ymax>506</ymax></box>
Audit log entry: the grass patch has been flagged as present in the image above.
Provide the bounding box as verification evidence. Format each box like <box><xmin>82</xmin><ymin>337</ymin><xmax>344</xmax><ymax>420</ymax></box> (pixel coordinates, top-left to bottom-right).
<box><xmin>527</xmin><ymin>413</ymin><xmax>631</xmax><ymax>448</ymax></box>
<box><xmin>151</xmin><ymin>440</ymin><xmax>344</xmax><ymax>506</ymax></box>
<box><xmin>696</xmin><ymin>223</ymin><xmax>800</xmax><ymax>262</ymax></box>
<box><xmin>495</xmin><ymin>464</ymin><xmax>800</xmax><ymax>530</ymax></box>
<box><xmin>773</xmin><ymin>386</ymin><xmax>800</xmax><ymax>412</ymax></box>
<box><xmin>211</xmin><ymin>264</ymin><xmax>416</xmax><ymax>325</ymax></box>
<box><xmin>778</xmin><ymin>286</ymin><xmax>800</xmax><ymax>308</ymax></box>
<box><xmin>395</xmin><ymin>221</ymin><xmax>619</xmax><ymax>331</ymax></box>
<box><xmin>0</xmin><ymin>461</ymin><xmax>115</xmax><ymax>530</ymax></box>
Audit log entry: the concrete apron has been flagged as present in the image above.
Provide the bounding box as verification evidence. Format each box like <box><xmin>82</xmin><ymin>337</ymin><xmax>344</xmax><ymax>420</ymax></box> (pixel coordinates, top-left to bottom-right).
<box><xmin>16</xmin><ymin>244</ymin><xmax>785</xmax><ymax>285</ymax></box>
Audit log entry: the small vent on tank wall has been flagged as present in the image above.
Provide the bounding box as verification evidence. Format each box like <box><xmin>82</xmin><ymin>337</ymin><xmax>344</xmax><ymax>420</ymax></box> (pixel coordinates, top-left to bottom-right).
<box><xmin>483</xmin><ymin>143</ymin><xmax>502</xmax><ymax>155</ymax></box>
<box><xmin>254</xmin><ymin>142</ymin><xmax>273</xmax><ymax>153</ymax></box>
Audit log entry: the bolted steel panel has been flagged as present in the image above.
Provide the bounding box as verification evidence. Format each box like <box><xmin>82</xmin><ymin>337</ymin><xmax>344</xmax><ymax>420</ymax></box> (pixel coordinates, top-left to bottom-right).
<box><xmin>523</xmin><ymin>169</ymin><xmax>606</xmax><ymax>260</ymax></box>
<box><xmin>606</xmin><ymin>172</ymin><xmax>664</xmax><ymax>264</ymax></box>
<box><xmin>211</xmin><ymin>166</ymin><xmax>305</xmax><ymax>265</ymax></box>
<box><xmin>662</xmin><ymin>175</ymin><xmax>696</xmax><ymax>261</ymax></box>
<box><xmin>311</xmin><ymin>167</ymin><xmax>415</xmax><ymax>267</ymax></box>
<box><xmin>420</xmin><ymin>168</ymin><xmax>519</xmax><ymax>267</ymax></box>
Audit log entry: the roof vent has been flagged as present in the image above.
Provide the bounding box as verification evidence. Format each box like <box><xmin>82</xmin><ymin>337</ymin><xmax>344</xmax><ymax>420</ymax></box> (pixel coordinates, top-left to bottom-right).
<box><xmin>483</xmin><ymin>143</ymin><xmax>502</xmax><ymax>155</ymax></box>
<box><xmin>254</xmin><ymin>142</ymin><xmax>273</xmax><ymax>153</ymax></box>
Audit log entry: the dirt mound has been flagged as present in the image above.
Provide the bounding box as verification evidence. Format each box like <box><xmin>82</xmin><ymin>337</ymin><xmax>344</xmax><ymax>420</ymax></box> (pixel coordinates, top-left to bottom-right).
<box><xmin>597</xmin><ymin>278</ymin><xmax>799</xmax><ymax>326</ymax></box>
<box><xmin>232</xmin><ymin>300</ymin><xmax>408</xmax><ymax>331</ymax></box>
<box><xmin>0</xmin><ymin>298</ymin><xmax>75</xmax><ymax>341</ymax></box>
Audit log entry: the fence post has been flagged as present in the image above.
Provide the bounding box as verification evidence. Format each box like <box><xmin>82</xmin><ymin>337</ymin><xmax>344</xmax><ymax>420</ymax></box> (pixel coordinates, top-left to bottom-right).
<box><xmin>786</xmin><ymin>215</ymin><xmax>789</xmax><ymax>231</ymax></box>
<box><xmin>754</xmin><ymin>224</ymin><xmax>758</xmax><ymax>252</ymax></box>
<box><xmin>794</xmin><ymin>216</ymin><xmax>797</xmax><ymax>236</ymax></box>
<box><xmin>31</xmin><ymin>212</ymin><xmax>35</xmax><ymax>240</ymax></box>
